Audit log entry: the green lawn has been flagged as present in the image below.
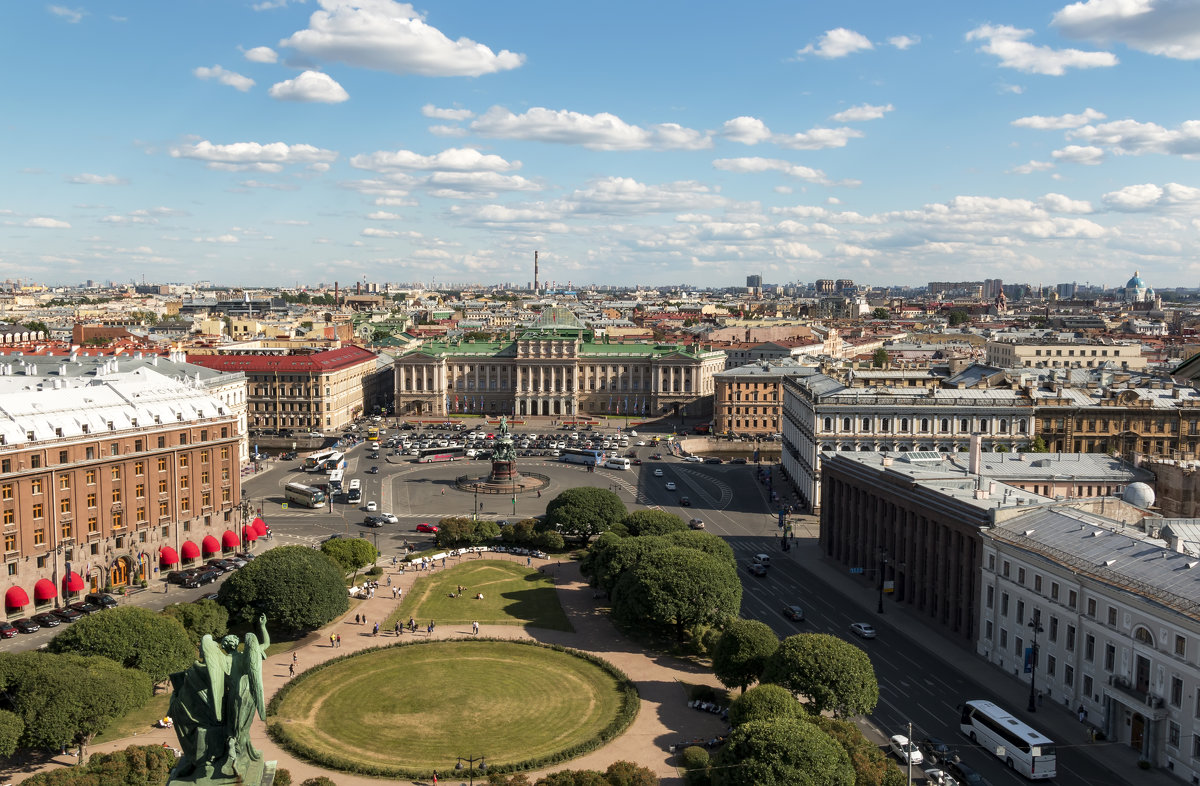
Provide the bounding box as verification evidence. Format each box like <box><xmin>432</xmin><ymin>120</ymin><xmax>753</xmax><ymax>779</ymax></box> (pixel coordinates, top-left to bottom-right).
<box><xmin>270</xmin><ymin>640</ymin><xmax>625</xmax><ymax>772</ymax></box>
<box><xmin>94</xmin><ymin>692</ymin><xmax>171</xmax><ymax>744</ymax></box>
<box><xmin>384</xmin><ymin>559</ymin><xmax>571</xmax><ymax>632</ymax></box>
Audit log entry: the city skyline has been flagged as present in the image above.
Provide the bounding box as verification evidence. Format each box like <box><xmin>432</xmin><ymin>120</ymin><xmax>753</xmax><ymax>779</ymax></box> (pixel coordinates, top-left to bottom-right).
<box><xmin>4</xmin><ymin>1</ymin><xmax>1200</xmax><ymax>288</ymax></box>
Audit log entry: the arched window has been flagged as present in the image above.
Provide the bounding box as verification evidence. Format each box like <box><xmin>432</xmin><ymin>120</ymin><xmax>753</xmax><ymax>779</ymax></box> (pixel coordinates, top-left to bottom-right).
<box><xmin>1133</xmin><ymin>626</ymin><xmax>1154</xmax><ymax>647</ymax></box>
<box><xmin>960</xmin><ymin>418</ymin><xmax>970</xmax><ymax>432</ymax></box>
<box><xmin>979</xmin><ymin>421</ymin><xmax>989</xmax><ymax>433</ymax></box>
<box><xmin>862</xmin><ymin>418</ymin><xmax>871</xmax><ymax>431</ymax></box>
<box><xmin>823</xmin><ymin>417</ymin><xmax>833</xmax><ymax>432</ymax></box>
<box><xmin>881</xmin><ymin>418</ymin><xmax>891</xmax><ymax>432</ymax></box>
<box><xmin>940</xmin><ymin>418</ymin><xmax>950</xmax><ymax>433</ymax></box>
<box><xmin>999</xmin><ymin>420</ymin><xmax>1009</xmax><ymax>433</ymax></box>
<box><xmin>843</xmin><ymin>417</ymin><xmax>852</xmax><ymax>431</ymax></box>
<box><xmin>900</xmin><ymin>418</ymin><xmax>909</xmax><ymax>432</ymax></box>
<box><xmin>921</xmin><ymin>418</ymin><xmax>930</xmax><ymax>433</ymax></box>
<box><xmin>1018</xmin><ymin>419</ymin><xmax>1028</xmax><ymax>433</ymax></box>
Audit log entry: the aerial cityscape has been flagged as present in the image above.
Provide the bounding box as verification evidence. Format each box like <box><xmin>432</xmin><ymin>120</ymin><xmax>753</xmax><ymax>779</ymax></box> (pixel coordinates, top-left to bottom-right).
<box><xmin>3</xmin><ymin>2</ymin><xmax>1200</xmax><ymax>786</ymax></box>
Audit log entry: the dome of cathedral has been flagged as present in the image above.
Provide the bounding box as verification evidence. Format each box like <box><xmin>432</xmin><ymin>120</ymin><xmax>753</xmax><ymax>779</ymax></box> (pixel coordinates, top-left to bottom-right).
<box><xmin>1126</xmin><ymin>271</ymin><xmax>1146</xmax><ymax>289</ymax></box>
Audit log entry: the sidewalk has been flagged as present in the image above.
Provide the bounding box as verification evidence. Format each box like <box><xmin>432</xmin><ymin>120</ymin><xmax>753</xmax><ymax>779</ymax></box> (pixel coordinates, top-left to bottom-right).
<box><xmin>3</xmin><ymin>553</ymin><xmax>723</xmax><ymax>785</ymax></box>
<box><xmin>789</xmin><ymin>536</ymin><xmax>1180</xmax><ymax>786</ymax></box>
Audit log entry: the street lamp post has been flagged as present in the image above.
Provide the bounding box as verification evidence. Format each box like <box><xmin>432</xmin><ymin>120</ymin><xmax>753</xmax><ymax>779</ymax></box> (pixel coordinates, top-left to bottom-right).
<box><xmin>877</xmin><ymin>547</ymin><xmax>889</xmax><ymax>615</ymax></box>
<box><xmin>455</xmin><ymin>755</ymin><xmax>487</xmax><ymax>786</ymax></box>
<box><xmin>1027</xmin><ymin>610</ymin><xmax>1045</xmax><ymax>712</ymax></box>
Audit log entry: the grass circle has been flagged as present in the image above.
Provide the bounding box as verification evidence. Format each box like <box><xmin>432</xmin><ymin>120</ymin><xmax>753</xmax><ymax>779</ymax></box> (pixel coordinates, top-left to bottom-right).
<box><xmin>268</xmin><ymin>639</ymin><xmax>636</xmax><ymax>777</ymax></box>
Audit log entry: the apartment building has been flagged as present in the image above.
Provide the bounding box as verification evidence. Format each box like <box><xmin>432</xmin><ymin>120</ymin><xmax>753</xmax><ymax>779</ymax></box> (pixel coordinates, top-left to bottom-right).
<box><xmin>985</xmin><ymin>338</ymin><xmax>1147</xmax><ymax>371</ymax></box>
<box><xmin>713</xmin><ymin>359</ymin><xmax>817</xmax><ymax>437</ymax></box>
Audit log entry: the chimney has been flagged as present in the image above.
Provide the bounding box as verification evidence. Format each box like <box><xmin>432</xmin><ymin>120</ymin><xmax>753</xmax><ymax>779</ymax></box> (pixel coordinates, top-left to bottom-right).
<box><xmin>969</xmin><ymin>433</ymin><xmax>983</xmax><ymax>475</ymax></box>
<box><xmin>534</xmin><ymin>250</ymin><xmax>539</xmax><ymax>293</ymax></box>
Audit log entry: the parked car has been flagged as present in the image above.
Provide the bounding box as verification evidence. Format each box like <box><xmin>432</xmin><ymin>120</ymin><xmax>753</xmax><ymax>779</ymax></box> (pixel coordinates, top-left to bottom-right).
<box><xmin>889</xmin><ymin>735</ymin><xmax>923</xmax><ymax>766</ymax></box>
<box><xmin>849</xmin><ymin>622</ymin><xmax>877</xmax><ymax>639</ymax></box>
<box><xmin>234</xmin><ymin>551</ymin><xmax>256</xmax><ymax>561</ymax></box>
<box><xmin>85</xmin><ymin>592</ymin><xmax>118</xmax><ymax>609</ymax></box>
<box><xmin>31</xmin><ymin>612</ymin><xmax>61</xmax><ymax>628</ymax></box>
<box><xmin>746</xmin><ymin>562</ymin><xmax>768</xmax><ymax>577</ymax></box>
<box><xmin>919</xmin><ymin>737</ymin><xmax>953</xmax><ymax>766</ymax></box>
<box><xmin>51</xmin><ymin>606</ymin><xmax>84</xmax><ymax>623</ymax></box>
<box><xmin>280</xmin><ymin>451</ymin><xmax>299</xmax><ymax>461</ymax></box>
<box><xmin>679</xmin><ymin>496</ymin><xmax>691</xmax><ymax>506</ymax></box>
<box><xmin>704</xmin><ymin>457</ymin><xmax>722</xmax><ymax>464</ymax></box>
<box><xmin>943</xmin><ymin>759</ymin><xmax>990</xmax><ymax>786</ymax></box>
<box><xmin>12</xmin><ymin>618</ymin><xmax>39</xmax><ymax>634</ymax></box>
<box><xmin>782</xmin><ymin>604</ymin><xmax>805</xmax><ymax>621</ymax></box>
<box><xmin>206</xmin><ymin>559</ymin><xmax>236</xmax><ymax>573</ymax></box>
<box><xmin>688</xmin><ymin>518</ymin><xmax>705</xmax><ymax>529</ymax></box>
<box><xmin>224</xmin><ymin>555</ymin><xmax>248</xmax><ymax>569</ymax></box>
<box><xmin>68</xmin><ymin>600</ymin><xmax>101</xmax><ymax>615</ymax></box>
<box><xmin>0</xmin><ymin>621</ymin><xmax>16</xmax><ymax>638</ymax></box>
<box><xmin>665</xmin><ymin>481</ymin><xmax>676</xmax><ymax>491</ymax></box>
<box><xmin>183</xmin><ymin>570</ymin><xmax>220</xmax><ymax>588</ymax></box>
<box><xmin>197</xmin><ymin>592</ymin><xmax>221</xmax><ymax>602</ymax></box>
<box><xmin>416</xmin><ymin>522</ymin><xmax>439</xmax><ymax>533</ymax></box>
<box><xmin>167</xmin><ymin>569</ymin><xmax>199</xmax><ymax>585</ymax></box>
<box><xmin>730</xmin><ymin>457</ymin><xmax>748</xmax><ymax>464</ymax></box>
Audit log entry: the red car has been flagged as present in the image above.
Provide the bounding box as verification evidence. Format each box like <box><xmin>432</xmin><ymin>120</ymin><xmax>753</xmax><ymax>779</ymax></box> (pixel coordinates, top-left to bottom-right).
<box><xmin>416</xmin><ymin>523</ymin><xmax>439</xmax><ymax>533</ymax></box>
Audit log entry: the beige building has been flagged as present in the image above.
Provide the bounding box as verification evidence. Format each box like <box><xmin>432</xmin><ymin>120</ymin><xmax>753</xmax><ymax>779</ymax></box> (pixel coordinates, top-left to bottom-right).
<box><xmin>985</xmin><ymin>339</ymin><xmax>1147</xmax><ymax>370</ymax></box>
<box><xmin>714</xmin><ymin>359</ymin><xmax>816</xmax><ymax>436</ymax></box>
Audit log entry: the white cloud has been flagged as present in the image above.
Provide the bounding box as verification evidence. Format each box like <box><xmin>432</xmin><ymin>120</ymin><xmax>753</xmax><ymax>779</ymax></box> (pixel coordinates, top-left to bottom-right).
<box><xmin>428</xmin><ymin>124</ymin><xmax>468</xmax><ymax>137</ymax></box>
<box><xmin>170</xmin><ymin>139</ymin><xmax>338</xmax><ymax>172</ymax></box>
<box><xmin>367</xmin><ymin>211</ymin><xmax>402</xmax><ymax>220</ymax></box>
<box><xmin>24</xmin><ymin>217</ymin><xmax>70</xmax><ymax>228</ymax></box>
<box><xmin>567</xmin><ymin>177</ymin><xmax>727</xmax><ymax>214</ymax></box>
<box><xmin>1067</xmin><ymin>118</ymin><xmax>1200</xmax><ymax>157</ymax></box>
<box><xmin>192</xmin><ymin>234</ymin><xmax>239</xmax><ymax>244</ymax></box>
<box><xmin>888</xmin><ymin>35</ymin><xmax>921</xmax><ymax>50</ymax></box>
<box><xmin>830</xmin><ymin>103</ymin><xmax>895</xmax><ymax>122</ymax></box>
<box><xmin>244</xmin><ymin>46</ymin><xmax>279</xmax><ymax>63</ymax></box>
<box><xmin>361</xmin><ymin>227</ymin><xmax>402</xmax><ymax>238</ymax></box>
<box><xmin>713</xmin><ymin>157</ymin><xmax>834</xmax><ymax>185</ymax></box>
<box><xmin>1012</xmin><ymin>107</ymin><xmax>1106</xmax><ymax>130</ymax></box>
<box><xmin>1102</xmin><ymin>182</ymin><xmax>1200</xmax><ymax>210</ymax></box>
<box><xmin>67</xmin><ymin>173</ymin><xmax>128</xmax><ymax>185</ymax></box>
<box><xmin>193</xmin><ymin>65</ymin><xmax>256</xmax><ymax>92</ymax></box>
<box><xmin>422</xmin><ymin>104</ymin><xmax>473</xmax><ymax>120</ymax></box>
<box><xmin>1008</xmin><ymin>159</ymin><xmax>1056</xmax><ymax>174</ymax></box>
<box><xmin>48</xmin><ymin>6</ymin><xmax>84</xmax><ymax>23</ymax></box>
<box><xmin>268</xmin><ymin>70</ymin><xmax>349</xmax><ymax>103</ymax></box>
<box><xmin>252</xmin><ymin>0</ymin><xmax>295</xmax><ymax>9</ymax></box>
<box><xmin>237</xmin><ymin>180</ymin><xmax>300</xmax><ymax>190</ymax></box>
<box><xmin>798</xmin><ymin>28</ymin><xmax>874</xmax><ymax>58</ymax></box>
<box><xmin>280</xmin><ymin>0</ymin><xmax>525</xmax><ymax>77</ymax></box>
<box><xmin>1040</xmin><ymin>193</ymin><xmax>1093</xmax><ymax>213</ymax></box>
<box><xmin>469</xmin><ymin>106</ymin><xmax>712</xmax><ymax>151</ymax></box>
<box><xmin>1051</xmin><ymin>144</ymin><xmax>1106</xmax><ymax>164</ymax></box>
<box><xmin>775</xmin><ymin>126</ymin><xmax>863</xmax><ymax>150</ymax></box>
<box><xmin>721</xmin><ymin>117</ymin><xmax>772</xmax><ymax>145</ymax></box>
<box><xmin>350</xmin><ymin>147</ymin><xmax>519</xmax><ymax>172</ymax></box>
<box><xmin>424</xmin><ymin>171</ymin><xmax>540</xmax><ymax>196</ymax></box>
<box><xmin>100</xmin><ymin>207</ymin><xmax>189</xmax><ymax>225</ymax></box>
<box><xmin>1053</xmin><ymin>0</ymin><xmax>1200</xmax><ymax>60</ymax></box>
<box><xmin>965</xmin><ymin>24</ymin><xmax>1118</xmax><ymax>74</ymax></box>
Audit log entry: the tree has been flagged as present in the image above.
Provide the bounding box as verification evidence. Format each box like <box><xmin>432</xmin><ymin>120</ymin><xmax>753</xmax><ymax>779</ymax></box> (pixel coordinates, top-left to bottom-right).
<box><xmin>543</xmin><ymin>487</ymin><xmax>627</xmax><ymax>544</ymax></box>
<box><xmin>219</xmin><ymin>545</ymin><xmax>349</xmax><ymax>632</ymax></box>
<box><xmin>21</xmin><ymin>744</ymin><xmax>176</xmax><ymax>786</ymax></box>
<box><xmin>871</xmin><ymin>308</ymin><xmax>890</xmax><ymax>320</ymax></box>
<box><xmin>665</xmin><ymin>530</ymin><xmax>736</xmax><ymax>571</ymax></box>
<box><xmin>0</xmin><ymin>652</ymin><xmax>151</xmax><ymax>760</ymax></box>
<box><xmin>602</xmin><ymin>761</ymin><xmax>658</xmax><ymax>786</ymax></box>
<box><xmin>21</xmin><ymin>321</ymin><xmax>50</xmax><ymax>336</ymax></box>
<box><xmin>712</xmin><ymin>619</ymin><xmax>779</xmax><ymax>693</ymax></box>
<box><xmin>811</xmin><ymin>715</ymin><xmax>906</xmax><ymax>786</ymax></box>
<box><xmin>536</xmin><ymin>529</ymin><xmax>565</xmax><ymax>551</ymax></box>
<box><xmin>320</xmin><ymin>537</ymin><xmax>379</xmax><ymax>581</ymax></box>
<box><xmin>728</xmin><ymin>684</ymin><xmax>805</xmax><ymax>727</ymax></box>
<box><xmin>583</xmin><ymin>534</ymin><xmax>668</xmax><ymax>596</ymax></box>
<box><xmin>535</xmin><ymin>772</ymin><xmax>608</xmax><ymax>786</ymax></box>
<box><xmin>871</xmin><ymin>348</ymin><xmax>889</xmax><ymax>368</ymax></box>
<box><xmin>48</xmin><ymin>606</ymin><xmax>193</xmax><ymax>685</ymax></box>
<box><xmin>161</xmin><ymin>598</ymin><xmax>229</xmax><ymax>648</ymax></box>
<box><xmin>947</xmin><ymin>310</ymin><xmax>969</xmax><ymax>326</ymax></box>
<box><xmin>762</xmin><ymin>634</ymin><xmax>879</xmax><ymax>718</ymax></box>
<box><xmin>611</xmin><ymin>547</ymin><xmax>741</xmax><ymax>639</ymax></box>
<box><xmin>502</xmin><ymin>517</ymin><xmax>540</xmax><ymax>545</ymax></box>
<box><xmin>1025</xmin><ymin>435</ymin><xmax>1050</xmax><ymax>453</ymax></box>
<box><xmin>0</xmin><ymin>709</ymin><xmax>23</xmax><ymax>758</ymax></box>
<box><xmin>711</xmin><ymin>718</ymin><xmax>854</xmax><ymax>786</ymax></box>
<box><xmin>621</xmin><ymin>510</ymin><xmax>686</xmax><ymax>537</ymax></box>
<box><xmin>995</xmin><ymin>443</ymin><xmax>1010</xmax><ymax>453</ymax></box>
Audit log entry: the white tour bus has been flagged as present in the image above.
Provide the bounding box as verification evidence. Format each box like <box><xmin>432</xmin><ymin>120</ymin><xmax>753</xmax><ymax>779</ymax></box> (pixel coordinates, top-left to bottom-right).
<box><xmin>959</xmin><ymin>700</ymin><xmax>1056</xmax><ymax>779</ymax></box>
<box><xmin>328</xmin><ymin>468</ymin><xmax>345</xmax><ymax>491</ymax></box>
<box><xmin>604</xmin><ymin>457</ymin><xmax>631</xmax><ymax>470</ymax></box>
<box><xmin>302</xmin><ymin>450</ymin><xmax>339</xmax><ymax>472</ymax></box>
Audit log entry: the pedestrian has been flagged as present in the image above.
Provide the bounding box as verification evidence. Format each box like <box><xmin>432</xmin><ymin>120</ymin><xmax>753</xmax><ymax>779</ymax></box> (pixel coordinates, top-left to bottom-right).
<box><xmin>373</xmin><ymin>622</ymin><xmax>379</xmax><ymax>636</ymax></box>
<box><xmin>355</xmin><ymin>613</ymin><xmax>360</xmax><ymax>625</ymax></box>
<box><xmin>336</xmin><ymin>633</ymin><xmax>341</xmax><ymax>647</ymax></box>
<box><xmin>330</xmin><ymin>633</ymin><xmax>336</xmax><ymax>648</ymax></box>
<box><xmin>289</xmin><ymin>662</ymin><xmax>295</xmax><ymax>677</ymax></box>
<box><xmin>395</xmin><ymin>621</ymin><xmax>401</xmax><ymax>636</ymax></box>
<box><xmin>472</xmin><ymin>620</ymin><xmax>479</xmax><ymax>635</ymax></box>
<box><xmin>537</xmin><ymin>490</ymin><xmax>541</xmax><ymax>498</ymax></box>
<box><xmin>293</xmin><ymin>652</ymin><xmax>298</xmax><ymax>663</ymax></box>
<box><xmin>441</xmin><ymin>488</ymin><xmax>445</xmax><ymax>495</ymax></box>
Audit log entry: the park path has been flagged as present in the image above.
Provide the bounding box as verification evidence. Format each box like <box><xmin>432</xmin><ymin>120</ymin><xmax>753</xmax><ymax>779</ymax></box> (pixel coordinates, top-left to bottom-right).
<box><xmin>3</xmin><ymin>553</ymin><xmax>727</xmax><ymax>785</ymax></box>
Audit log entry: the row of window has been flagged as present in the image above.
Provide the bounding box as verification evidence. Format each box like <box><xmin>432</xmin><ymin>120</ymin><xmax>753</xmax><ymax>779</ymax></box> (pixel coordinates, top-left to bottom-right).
<box><xmin>1</xmin><ymin>430</ymin><xmax>229</xmax><ymax>474</ymax></box>
<box><xmin>822</xmin><ymin>416</ymin><xmax>1029</xmax><ymax>435</ymax></box>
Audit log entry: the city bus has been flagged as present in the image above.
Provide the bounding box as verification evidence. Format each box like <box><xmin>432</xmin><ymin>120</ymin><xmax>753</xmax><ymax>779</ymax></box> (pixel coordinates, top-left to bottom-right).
<box><xmin>328</xmin><ymin>468</ymin><xmax>345</xmax><ymax>492</ymax></box>
<box><xmin>560</xmin><ymin>448</ymin><xmax>605</xmax><ymax>466</ymax></box>
<box><xmin>959</xmin><ymin>700</ymin><xmax>1056</xmax><ymax>779</ymax></box>
<box><xmin>303</xmin><ymin>450</ymin><xmax>340</xmax><ymax>472</ymax></box>
<box><xmin>367</xmin><ymin>426</ymin><xmax>380</xmax><ymax>442</ymax></box>
<box><xmin>284</xmin><ymin>482</ymin><xmax>327</xmax><ymax>508</ymax></box>
<box><xmin>319</xmin><ymin>452</ymin><xmax>345</xmax><ymax>473</ymax></box>
<box><xmin>416</xmin><ymin>445</ymin><xmax>467</xmax><ymax>463</ymax></box>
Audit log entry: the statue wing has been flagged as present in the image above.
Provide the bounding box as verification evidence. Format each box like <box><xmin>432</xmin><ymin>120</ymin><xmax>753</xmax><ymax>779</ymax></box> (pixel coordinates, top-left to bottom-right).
<box><xmin>244</xmin><ymin>633</ymin><xmax>267</xmax><ymax>720</ymax></box>
<box><xmin>200</xmin><ymin>634</ymin><xmax>227</xmax><ymax>722</ymax></box>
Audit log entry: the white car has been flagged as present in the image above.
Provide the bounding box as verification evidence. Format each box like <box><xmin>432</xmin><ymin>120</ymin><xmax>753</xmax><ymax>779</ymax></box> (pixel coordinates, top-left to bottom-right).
<box><xmin>685</xmin><ymin>455</ymin><xmax>702</xmax><ymax>462</ymax></box>
<box><xmin>636</xmin><ymin>440</ymin><xmax>646</xmax><ymax>446</ymax></box>
<box><xmin>665</xmin><ymin>481</ymin><xmax>676</xmax><ymax>491</ymax></box>
<box><xmin>849</xmin><ymin>622</ymin><xmax>877</xmax><ymax>639</ymax></box>
<box><xmin>653</xmin><ymin>468</ymin><xmax>664</xmax><ymax>477</ymax></box>
<box><xmin>889</xmin><ymin>735</ymin><xmax>923</xmax><ymax>766</ymax></box>
<box><xmin>365</xmin><ymin>501</ymin><xmax>378</xmax><ymax>512</ymax></box>
<box><xmin>376</xmin><ymin>512</ymin><xmax>398</xmax><ymax>524</ymax></box>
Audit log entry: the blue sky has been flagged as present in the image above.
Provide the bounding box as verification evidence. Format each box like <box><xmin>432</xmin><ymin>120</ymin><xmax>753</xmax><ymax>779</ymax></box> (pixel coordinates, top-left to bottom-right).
<box><xmin>4</xmin><ymin>0</ymin><xmax>1200</xmax><ymax>290</ymax></box>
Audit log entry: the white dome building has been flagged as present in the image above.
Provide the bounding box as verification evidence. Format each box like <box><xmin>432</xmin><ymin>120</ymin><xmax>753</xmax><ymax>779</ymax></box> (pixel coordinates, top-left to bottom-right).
<box><xmin>1123</xmin><ymin>271</ymin><xmax>1153</xmax><ymax>304</ymax></box>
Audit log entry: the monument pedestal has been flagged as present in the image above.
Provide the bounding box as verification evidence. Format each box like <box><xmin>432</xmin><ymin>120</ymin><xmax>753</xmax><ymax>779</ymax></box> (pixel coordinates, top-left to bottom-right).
<box><xmin>489</xmin><ymin>460</ymin><xmax>518</xmax><ymax>483</ymax></box>
<box><xmin>169</xmin><ymin>758</ymin><xmax>276</xmax><ymax>786</ymax></box>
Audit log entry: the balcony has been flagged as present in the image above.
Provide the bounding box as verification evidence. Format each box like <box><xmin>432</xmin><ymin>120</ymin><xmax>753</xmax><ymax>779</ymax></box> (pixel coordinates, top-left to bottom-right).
<box><xmin>1105</xmin><ymin>675</ymin><xmax>1168</xmax><ymax>720</ymax></box>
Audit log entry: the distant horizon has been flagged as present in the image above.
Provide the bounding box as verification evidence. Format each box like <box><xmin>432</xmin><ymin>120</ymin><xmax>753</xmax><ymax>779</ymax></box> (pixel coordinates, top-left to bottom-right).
<box><xmin>5</xmin><ymin>2</ymin><xmax>1200</xmax><ymax>288</ymax></box>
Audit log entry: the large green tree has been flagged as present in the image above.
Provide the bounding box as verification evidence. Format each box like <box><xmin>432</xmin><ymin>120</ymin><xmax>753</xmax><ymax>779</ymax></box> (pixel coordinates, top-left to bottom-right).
<box><xmin>711</xmin><ymin>718</ymin><xmax>854</xmax><ymax>786</ymax></box>
<box><xmin>583</xmin><ymin>533</ymin><xmax>667</xmax><ymax>596</ymax></box>
<box><xmin>665</xmin><ymin>530</ymin><xmax>736</xmax><ymax>570</ymax></box>
<box><xmin>728</xmin><ymin>683</ymin><xmax>805</xmax><ymax>727</ymax></box>
<box><xmin>0</xmin><ymin>652</ymin><xmax>151</xmax><ymax>760</ymax></box>
<box><xmin>812</xmin><ymin>715</ymin><xmax>907</xmax><ymax>786</ymax></box>
<box><xmin>320</xmin><ymin>536</ymin><xmax>379</xmax><ymax>579</ymax></box>
<box><xmin>48</xmin><ymin>606</ymin><xmax>192</xmax><ymax>685</ymax></box>
<box><xmin>621</xmin><ymin>510</ymin><xmax>686</xmax><ymax>537</ymax></box>
<box><xmin>219</xmin><ymin>545</ymin><xmax>349</xmax><ymax>631</ymax></box>
<box><xmin>712</xmin><ymin>619</ymin><xmax>779</xmax><ymax>693</ymax></box>
<box><xmin>161</xmin><ymin>599</ymin><xmax>229</xmax><ymax>648</ymax></box>
<box><xmin>611</xmin><ymin>547</ymin><xmax>741</xmax><ymax>639</ymax></box>
<box><xmin>762</xmin><ymin>634</ymin><xmax>879</xmax><ymax>718</ymax></box>
<box><xmin>0</xmin><ymin>709</ymin><xmax>23</xmax><ymax>757</ymax></box>
<box><xmin>543</xmin><ymin>487</ymin><xmax>626</xmax><ymax>544</ymax></box>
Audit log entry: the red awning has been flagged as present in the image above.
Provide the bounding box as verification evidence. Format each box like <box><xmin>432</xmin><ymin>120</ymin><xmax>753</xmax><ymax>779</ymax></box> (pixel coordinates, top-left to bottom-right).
<box><xmin>252</xmin><ymin>519</ymin><xmax>267</xmax><ymax>537</ymax></box>
<box><xmin>181</xmin><ymin>541</ymin><xmax>201</xmax><ymax>560</ymax></box>
<box><xmin>202</xmin><ymin>535</ymin><xmax>221</xmax><ymax>554</ymax></box>
<box><xmin>62</xmin><ymin>571</ymin><xmax>85</xmax><ymax>593</ymax></box>
<box><xmin>33</xmin><ymin>579</ymin><xmax>57</xmax><ymax>602</ymax></box>
<box><xmin>159</xmin><ymin>546</ymin><xmax>180</xmax><ymax>566</ymax></box>
<box><xmin>4</xmin><ymin>586</ymin><xmax>29</xmax><ymax>608</ymax></box>
<box><xmin>241</xmin><ymin>526</ymin><xmax>259</xmax><ymax>542</ymax></box>
<box><xmin>221</xmin><ymin>530</ymin><xmax>240</xmax><ymax>549</ymax></box>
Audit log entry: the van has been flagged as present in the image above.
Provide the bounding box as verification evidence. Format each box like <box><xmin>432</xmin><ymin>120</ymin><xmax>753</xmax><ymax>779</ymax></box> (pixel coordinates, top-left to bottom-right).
<box><xmin>753</xmin><ymin>553</ymin><xmax>771</xmax><ymax>567</ymax></box>
<box><xmin>604</xmin><ymin>457</ymin><xmax>631</xmax><ymax>470</ymax></box>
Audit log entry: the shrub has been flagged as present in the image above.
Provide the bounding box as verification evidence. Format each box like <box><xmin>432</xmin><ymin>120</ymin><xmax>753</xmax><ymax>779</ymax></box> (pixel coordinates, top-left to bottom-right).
<box><xmin>22</xmin><ymin>744</ymin><xmax>176</xmax><ymax>786</ymax></box>
<box><xmin>275</xmin><ymin>768</ymin><xmax>293</xmax><ymax>786</ymax></box>
<box><xmin>300</xmin><ymin>778</ymin><xmax>338</xmax><ymax>786</ymax></box>
<box><xmin>680</xmin><ymin>746</ymin><xmax>710</xmax><ymax>785</ymax></box>
<box><xmin>537</xmin><ymin>530</ymin><xmax>566</xmax><ymax>551</ymax></box>
<box><xmin>366</xmin><ymin>566</ymin><xmax>383</xmax><ymax>577</ymax></box>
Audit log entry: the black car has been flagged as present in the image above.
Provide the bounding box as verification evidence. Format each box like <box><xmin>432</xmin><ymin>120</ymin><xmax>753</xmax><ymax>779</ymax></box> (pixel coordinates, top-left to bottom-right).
<box><xmin>234</xmin><ymin>551</ymin><xmax>255</xmax><ymax>562</ymax></box>
<box><xmin>51</xmin><ymin>606</ymin><xmax>84</xmax><ymax>623</ymax></box>
<box><xmin>368</xmin><ymin>466</ymin><xmax>379</xmax><ymax>474</ymax></box>
<box><xmin>86</xmin><ymin>592</ymin><xmax>118</xmax><ymax>609</ymax></box>
<box><xmin>12</xmin><ymin>618</ymin><xmax>39</xmax><ymax>634</ymax></box>
<box><xmin>280</xmin><ymin>450</ymin><xmax>299</xmax><ymax>461</ymax></box>
<box><xmin>183</xmin><ymin>570</ymin><xmax>220</xmax><ymax>588</ymax></box>
<box><xmin>919</xmin><ymin>737</ymin><xmax>953</xmax><ymax>766</ymax></box>
<box><xmin>730</xmin><ymin>457</ymin><xmax>748</xmax><ymax>464</ymax></box>
<box><xmin>944</xmin><ymin>759</ymin><xmax>991</xmax><ymax>786</ymax></box>
<box><xmin>196</xmin><ymin>592</ymin><xmax>221</xmax><ymax>602</ymax></box>
<box><xmin>68</xmin><ymin>600</ymin><xmax>101</xmax><ymax>615</ymax></box>
<box><xmin>30</xmin><ymin>612</ymin><xmax>61</xmax><ymax>628</ymax></box>
<box><xmin>363</xmin><ymin>515</ymin><xmax>383</xmax><ymax>528</ymax></box>
<box><xmin>746</xmin><ymin>563</ymin><xmax>768</xmax><ymax>577</ymax></box>
<box><xmin>703</xmin><ymin>457</ymin><xmax>722</xmax><ymax>464</ymax></box>
<box><xmin>0</xmin><ymin>621</ymin><xmax>17</xmax><ymax>638</ymax></box>
<box><xmin>679</xmin><ymin>496</ymin><xmax>692</xmax><ymax>507</ymax></box>
<box><xmin>206</xmin><ymin>559</ymin><xmax>236</xmax><ymax>573</ymax></box>
<box><xmin>167</xmin><ymin>569</ymin><xmax>199</xmax><ymax>585</ymax></box>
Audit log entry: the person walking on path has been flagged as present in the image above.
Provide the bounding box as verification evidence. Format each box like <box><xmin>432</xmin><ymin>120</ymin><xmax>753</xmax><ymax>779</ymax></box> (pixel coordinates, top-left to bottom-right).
<box><xmin>329</xmin><ymin>633</ymin><xmax>336</xmax><ymax>648</ymax></box>
<box><xmin>293</xmin><ymin>652</ymin><xmax>298</xmax><ymax>664</ymax></box>
<box><xmin>394</xmin><ymin>621</ymin><xmax>401</xmax><ymax>636</ymax></box>
<box><xmin>373</xmin><ymin>622</ymin><xmax>379</xmax><ymax>636</ymax></box>
<box><xmin>336</xmin><ymin>633</ymin><xmax>341</xmax><ymax>647</ymax></box>
<box><xmin>472</xmin><ymin>620</ymin><xmax>479</xmax><ymax>635</ymax></box>
<box><xmin>289</xmin><ymin>662</ymin><xmax>295</xmax><ymax>677</ymax></box>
